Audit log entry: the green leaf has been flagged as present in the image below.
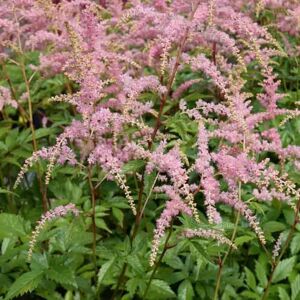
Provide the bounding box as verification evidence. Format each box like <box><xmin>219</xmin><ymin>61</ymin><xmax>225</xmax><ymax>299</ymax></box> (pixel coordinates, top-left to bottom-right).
<box><xmin>47</xmin><ymin>264</ymin><xmax>77</xmax><ymax>288</ymax></box>
<box><xmin>126</xmin><ymin>278</ymin><xmax>143</xmax><ymax>297</ymax></box>
<box><xmin>97</xmin><ymin>257</ymin><xmax>115</xmax><ymax>287</ymax></box>
<box><xmin>234</xmin><ymin>235</ymin><xmax>254</xmax><ymax>246</ymax></box>
<box><xmin>278</xmin><ymin>287</ymin><xmax>290</xmax><ymax>300</ymax></box>
<box><xmin>127</xmin><ymin>255</ymin><xmax>145</xmax><ymax>276</ymax></box>
<box><xmin>1</xmin><ymin>238</ymin><xmax>11</xmax><ymax>255</ymax></box>
<box><xmin>273</xmin><ymin>257</ymin><xmax>296</xmax><ymax>283</ymax></box>
<box><xmin>25</xmin><ymin>128</ymin><xmax>54</xmax><ymax>142</ymax></box>
<box><xmin>0</xmin><ymin>188</ymin><xmax>19</xmax><ymax>197</ymax></box>
<box><xmin>240</xmin><ymin>290</ymin><xmax>260</xmax><ymax>299</ymax></box>
<box><xmin>0</xmin><ymin>141</ymin><xmax>8</xmax><ymax>152</ymax></box>
<box><xmin>95</xmin><ymin>218</ymin><xmax>112</xmax><ymax>233</ymax></box>
<box><xmin>178</xmin><ymin>280</ymin><xmax>194</xmax><ymax>300</ymax></box>
<box><xmin>112</xmin><ymin>207</ymin><xmax>124</xmax><ymax>227</ymax></box>
<box><xmin>0</xmin><ymin>214</ymin><xmax>26</xmax><ymax>239</ymax></box>
<box><xmin>122</xmin><ymin>160</ymin><xmax>145</xmax><ymax>173</ymax></box>
<box><xmin>0</xmin><ymin>274</ymin><xmax>11</xmax><ymax>290</ymax></box>
<box><xmin>30</xmin><ymin>253</ymin><xmax>49</xmax><ymax>271</ymax></box>
<box><xmin>283</xmin><ymin>209</ymin><xmax>295</xmax><ymax>226</ymax></box>
<box><xmin>146</xmin><ymin>279</ymin><xmax>176</xmax><ymax>299</ymax></box>
<box><xmin>263</xmin><ymin>221</ymin><xmax>286</xmax><ymax>233</ymax></box>
<box><xmin>144</xmin><ymin>172</ymin><xmax>158</xmax><ymax>196</ymax></box>
<box><xmin>291</xmin><ymin>234</ymin><xmax>300</xmax><ymax>255</ymax></box>
<box><xmin>292</xmin><ymin>274</ymin><xmax>300</xmax><ymax>300</ymax></box>
<box><xmin>5</xmin><ymin>270</ymin><xmax>43</xmax><ymax>300</ymax></box>
<box><xmin>255</xmin><ymin>261</ymin><xmax>267</xmax><ymax>288</ymax></box>
<box><xmin>245</xmin><ymin>267</ymin><xmax>256</xmax><ymax>291</ymax></box>
<box><xmin>164</xmin><ymin>255</ymin><xmax>184</xmax><ymax>270</ymax></box>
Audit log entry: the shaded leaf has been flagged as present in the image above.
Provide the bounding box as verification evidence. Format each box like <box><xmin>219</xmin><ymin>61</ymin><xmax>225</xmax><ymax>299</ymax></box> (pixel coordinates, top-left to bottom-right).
<box><xmin>47</xmin><ymin>264</ymin><xmax>77</xmax><ymax>288</ymax></box>
<box><xmin>95</xmin><ymin>218</ymin><xmax>112</xmax><ymax>233</ymax></box>
<box><xmin>97</xmin><ymin>257</ymin><xmax>115</xmax><ymax>287</ymax></box>
<box><xmin>5</xmin><ymin>270</ymin><xmax>43</xmax><ymax>300</ymax></box>
<box><xmin>235</xmin><ymin>235</ymin><xmax>254</xmax><ymax>246</ymax></box>
<box><xmin>273</xmin><ymin>257</ymin><xmax>296</xmax><ymax>283</ymax></box>
<box><xmin>292</xmin><ymin>274</ymin><xmax>300</xmax><ymax>300</ymax></box>
<box><xmin>0</xmin><ymin>214</ymin><xmax>26</xmax><ymax>239</ymax></box>
<box><xmin>146</xmin><ymin>279</ymin><xmax>176</xmax><ymax>299</ymax></box>
<box><xmin>122</xmin><ymin>160</ymin><xmax>145</xmax><ymax>173</ymax></box>
<box><xmin>255</xmin><ymin>261</ymin><xmax>267</xmax><ymax>288</ymax></box>
<box><xmin>278</xmin><ymin>287</ymin><xmax>290</xmax><ymax>300</ymax></box>
<box><xmin>291</xmin><ymin>234</ymin><xmax>300</xmax><ymax>255</ymax></box>
<box><xmin>178</xmin><ymin>280</ymin><xmax>194</xmax><ymax>300</ymax></box>
<box><xmin>245</xmin><ymin>267</ymin><xmax>256</xmax><ymax>291</ymax></box>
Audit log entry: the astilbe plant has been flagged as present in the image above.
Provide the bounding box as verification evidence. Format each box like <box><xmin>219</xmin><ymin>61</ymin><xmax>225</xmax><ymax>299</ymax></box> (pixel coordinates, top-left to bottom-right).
<box><xmin>1</xmin><ymin>0</ymin><xmax>299</xmax><ymax>299</ymax></box>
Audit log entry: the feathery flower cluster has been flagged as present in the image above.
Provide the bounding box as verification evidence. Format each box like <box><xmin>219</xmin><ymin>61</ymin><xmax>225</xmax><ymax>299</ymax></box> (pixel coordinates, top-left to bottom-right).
<box><xmin>1</xmin><ymin>0</ymin><xmax>298</xmax><ymax>267</ymax></box>
<box><xmin>183</xmin><ymin>228</ymin><xmax>237</xmax><ymax>249</ymax></box>
<box><xmin>272</xmin><ymin>233</ymin><xmax>284</xmax><ymax>261</ymax></box>
<box><xmin>27</xmin><ymin>203</ymin><xmax>79</xmax><ymax>261</ymax></box>
<box><xmin>150</xmin><ymin>199</ymin><xmax>192</xmax><ymax>266</ymax></box>
<box><xmin>0</xmin><ymin>87</ymin><xmax>17</xmax><ymax>111</ymax></box>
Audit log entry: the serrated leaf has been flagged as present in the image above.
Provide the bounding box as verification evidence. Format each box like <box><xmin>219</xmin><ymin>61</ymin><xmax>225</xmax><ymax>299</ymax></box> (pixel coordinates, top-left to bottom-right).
<box><xmin>127</xmin><ymin>254</ymin><xmax>145</xmax><ymax>276</ymax></box>
<box><xmin>47</xmin><ymin>264</ymin><xmax>77</xmax><ymax>288</ymax></box>
<box><xmin>146</xmin><ymin>279</ymin><xmax>176</xmax><ymax>299</ymax></box>
<box><xmin>178</xmin><ymin>280</ymin><xmax>194</xmax><ymax>300</ymax></box>
<box><xmin>0</xmin><ymin>141</ymin><xmax>8</xmax><ymax>152</ymax></box>
<box><xmin>25</xmin><ymin>128</ymin><xmax>54</xmax><ymax>142</ymax></box>
<box><xmin>292</xmin><ymin>274</ymin><xmax>300</xmax><ymax>300</ymax></box>
<box><xmin>263</xmin><ymin>221</ymin><xmax>286</xmax><ymax>233</ymax></box>
<box><xmin>30</xmin><ymin>253</ymin><xmax>49</xmax><ymax>271</ymax></box>
<box><xmin>291</xmin><ymin>234</ymin><xmax>300</xmax><ymax>255</ymax></box>
<box><xmin>144</xmin><ymin>172</ymin><xmax>158</xmax><ymax>196</ymax></box>
<box><xmin>0</xmin><ymin>274</ymin><xmax>11</xmax><ymax>290</ymax></box>
<box><xmin>126</xmin><ymin>278</ymin><xmax>143</xmax><ymax>297</ymax></box>
<box><xmin>164</xmin><ymin>255</ymin><xmax>184</xmax><ymax>270</ymax></box>
<box><xmin>112</xmin><ymin>207</ymin><xmax>124</xmax><ymax>228</ymax></box>
<box><xmin>0</xmin><ymin>213</ymin><xmax>26</xmax><ymax>239</ymax></box>
<box><xmin>273</xmin><ymin>257</ymin><xmax>296</xmax><ymax>283</ymax></box>
<box><xmin>95</xmin><ymin>218</ymin><xmax>112</xmax><ymax>233</ymax></box>
<box><xmin>240</xmin><ymin>290</ymin><xmax>260</xmax><ymax>299</ymax></box>
<box><xmin>122</xmin><ymin>160</ymin><xmax>145</xmax><ymax>173</ymax></box>
<box><xmin>5</xmin><ymin>270</ymin><xmax>43</xmax><ymax>300</ymax></box>
<box><xmin>235</xmin><ymin>235</ymin><xmax>254</xmax><ymax>246</ymax></box>
<box><xmin>97</xmin><ymin>257</ymin><xmax>115</xmax><ymax>288</ymax></box>
<box><xmin>278</xmin><ymin>287</ymin><xmax>290</xmax><ymax>300</ymax></box>
<box><xmin>255</xmin><ymin>261</ymin><xmax>267</xmax><ymax>288</ymax></box>
<box><xmin>245</xmin><ymin>267</ymin><xmax>256</xmax><ymax>291</ymax></box>
<box><xmin>1</xmin><ymin>238</ymin><xmax>11</xmax><ymax>255</ymax></box>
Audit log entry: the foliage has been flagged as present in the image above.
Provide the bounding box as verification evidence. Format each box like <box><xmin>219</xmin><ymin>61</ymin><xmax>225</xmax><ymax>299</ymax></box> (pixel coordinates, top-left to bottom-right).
<box><xmin>0</xmin><ymin>0</ymin><xmax>299</xmax><ymax>299</ymax></box>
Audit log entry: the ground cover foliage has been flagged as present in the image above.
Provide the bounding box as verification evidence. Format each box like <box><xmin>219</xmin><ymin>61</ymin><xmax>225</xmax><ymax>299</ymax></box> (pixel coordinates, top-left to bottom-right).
<box><xmin>0</xmin><ymin>0</ymin><xmax>299</xmax><ymax>299</ymax></box>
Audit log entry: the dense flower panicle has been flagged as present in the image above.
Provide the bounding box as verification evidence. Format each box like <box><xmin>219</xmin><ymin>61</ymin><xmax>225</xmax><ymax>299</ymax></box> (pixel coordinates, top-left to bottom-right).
<box><xmin>0</xmin><ymin>87</ymin><xmax>17</xmax><ymax>111</ymax></box>
<box><xmin>172</xmin><ymin>79</ymin><xmax>201</xmax><ymax>100</ymax></box>
<box><xmin>195</xmin><ymin>122</ymin><xmax>221</xmax><ymax>224</ymax></box>
<box><xmin>183</xmin><ymin>228</ymin><xmax>237</xmax><ymax>249</ymax></box>
<box><xmin>257</xmin><ymin>68</ymin><xmax>284</xmax><ymax>112</ymax></box>
<box><xmin>3</xmin><ymin>0</ymin><xmax>298</xmax><ymax>266</ymax></box>
<box><xmin>219</xmin><ymin>191</ymin><xmax>266</xmax><ymax>244</ymax></box>
<box><xmin>146</xmin><ymin>142</ymin><xmax>189</xmax><ymax>190</ymax></box>
<box><xmin>27</xmin><ymin>203</ymin><xmax>80</xmax><ymax>261</ymax></box>
<box><xmin>190</xmin><ymin>54</ymin><xmax>228</xmax><ymax>94</ymax></box>
<box><xmin>14</xmin><ymin>148</ymin><xmax>48</xmax><ymax>189</ymax></box>
<box><xmin>253</xmin><ymin>187</ymin><xmax>288</xmax><ymax>202</ymax></box>
<box><xmin>150</xmin><ymin>199</ymin><xmax>192</xmax><ymax>266</ymax></box>
<box><xmin>265</xmin><ymin>2</ymin><xmax>300</xmax><ymax>37</ymax></box>
<box><xmin>212</xmin><ymin>151</ymin><xmax>268</xmax><ymax>187</ymax></box>
<box><xmin>272</xmin><ymin>233</ymin><xmax>284</xmax><ymax>261</ymax></box>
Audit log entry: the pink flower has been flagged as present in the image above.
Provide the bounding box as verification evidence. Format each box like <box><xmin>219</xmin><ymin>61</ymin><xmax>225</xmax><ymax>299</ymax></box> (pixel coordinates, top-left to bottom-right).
<box><xmin>0</xmin><ymin>86</ymin><xmax>17</xmax><ymax>111</ymax></box>
<box><xmin>28</xmin><ymin>203</ymin><xmax>80</xmax><ymax>261</ymax></box>
<box><xmin>150</xmin><ymin>199</ymin><xmax>192</xmax><ymax>266</ymax></box>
